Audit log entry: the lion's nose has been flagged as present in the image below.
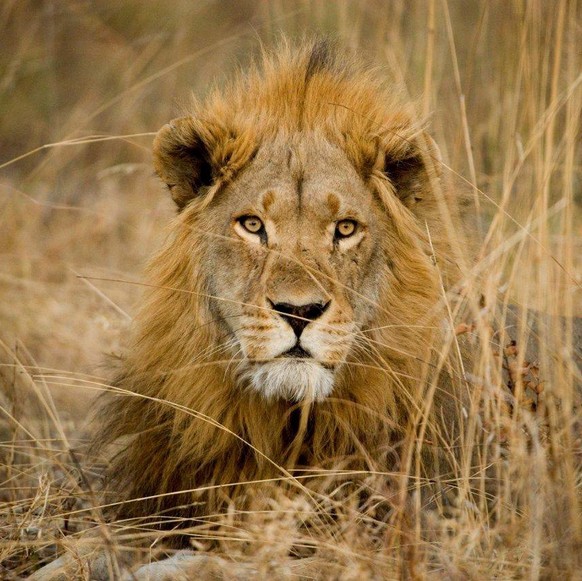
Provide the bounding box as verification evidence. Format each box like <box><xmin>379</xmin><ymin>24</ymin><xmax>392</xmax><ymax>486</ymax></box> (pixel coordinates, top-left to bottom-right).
<box><xmin>269</xmin><ymin>300</ymin><xmax>330</xmax><ymax>338</ymax></box>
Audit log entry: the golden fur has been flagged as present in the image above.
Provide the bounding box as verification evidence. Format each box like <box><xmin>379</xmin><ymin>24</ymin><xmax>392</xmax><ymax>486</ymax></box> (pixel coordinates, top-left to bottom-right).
<box><xmin>95</xmin><ymin>40</ymin><xmax>466</xmax><ymax>527</ymax></box>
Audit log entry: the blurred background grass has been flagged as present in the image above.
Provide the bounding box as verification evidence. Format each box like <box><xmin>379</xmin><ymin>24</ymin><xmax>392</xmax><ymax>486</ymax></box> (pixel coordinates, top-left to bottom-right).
<box><xmin>0</xmin><ymin>0</ymin><xmax>581</xmax><ymax>577</ymax></box>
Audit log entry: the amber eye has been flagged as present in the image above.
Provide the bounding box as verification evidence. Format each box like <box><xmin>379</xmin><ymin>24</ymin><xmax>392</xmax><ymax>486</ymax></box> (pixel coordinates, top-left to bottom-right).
<box><xmin>335</xmin><ymin>219</ymin><xmax>357</xmax><ymax>239</ymax></box>
<box><xmin>239</xmin><ymin>216</ymin><xmax>264</xmax><ymax>234</ymax></box>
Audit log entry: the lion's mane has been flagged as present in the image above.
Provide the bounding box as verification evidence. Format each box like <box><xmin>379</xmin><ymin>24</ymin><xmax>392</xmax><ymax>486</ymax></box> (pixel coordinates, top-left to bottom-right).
<box><xmin>95</xmin><ymin>40</ymin><xmax>466</xmax><ymax>526</ymax></box>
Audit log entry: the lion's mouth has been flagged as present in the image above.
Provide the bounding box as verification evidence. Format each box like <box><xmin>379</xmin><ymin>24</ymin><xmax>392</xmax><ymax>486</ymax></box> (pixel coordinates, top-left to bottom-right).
<box><xmin>280</xmin><ymin>344</ymin><xmax>311</xmax><ymax>359</ymax></box>
<box><xmin>275</xmin><ymin>345</ymin><xmax>338</xmax><ymax>371</ymax></box>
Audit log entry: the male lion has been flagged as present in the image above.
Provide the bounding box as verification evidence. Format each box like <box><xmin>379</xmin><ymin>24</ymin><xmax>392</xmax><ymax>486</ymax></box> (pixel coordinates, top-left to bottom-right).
<box><xmin>96</xmin><ymin>40</ymin><xmax>466</xmax><ymax>533</ymax></box>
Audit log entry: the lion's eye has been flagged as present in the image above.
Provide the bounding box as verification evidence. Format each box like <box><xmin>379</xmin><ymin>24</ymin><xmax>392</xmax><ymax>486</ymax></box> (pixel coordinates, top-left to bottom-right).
<box><xmin>335</xmin><ymin>219</ymin><xmax>357</xmax><ymax>239</ymax></box>
<box><xmin>240</xmin><ymin>216</ymin><xmax>264</xmax><ymax>234</ymax></box>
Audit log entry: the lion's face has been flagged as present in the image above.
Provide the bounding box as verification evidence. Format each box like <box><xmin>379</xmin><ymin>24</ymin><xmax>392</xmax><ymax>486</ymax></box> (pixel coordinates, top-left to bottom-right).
<box><xmin>204</xmin><ymin>135</ymin><xmax>385</xmax><ymax>401</ymax></box>
<box><xmin>151</xmin><ymin>45</ymin><xmax>449</xmax><ymax>404</ymax></box>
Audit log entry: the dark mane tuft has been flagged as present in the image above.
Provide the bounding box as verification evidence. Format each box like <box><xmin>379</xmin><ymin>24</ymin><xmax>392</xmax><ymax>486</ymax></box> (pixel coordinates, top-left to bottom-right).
<box><xmin>304</xmin><ymin>38</ymin><xmax>337</xmax><ymax>81</ymax></box>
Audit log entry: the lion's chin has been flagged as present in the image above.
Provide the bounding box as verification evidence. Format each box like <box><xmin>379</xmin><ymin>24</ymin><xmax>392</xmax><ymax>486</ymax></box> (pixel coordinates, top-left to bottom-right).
<box><xmin>247</xmin><ymin>359</ymin><xmax>334</xmax><ymax>402</ymax></box>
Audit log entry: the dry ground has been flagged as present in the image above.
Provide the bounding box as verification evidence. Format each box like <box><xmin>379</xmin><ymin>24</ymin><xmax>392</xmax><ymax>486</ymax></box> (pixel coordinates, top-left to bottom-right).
<box><xmin>1</xmin><ymin>1</ymin><xmax>581</xmax><ymax>579</ymax></box>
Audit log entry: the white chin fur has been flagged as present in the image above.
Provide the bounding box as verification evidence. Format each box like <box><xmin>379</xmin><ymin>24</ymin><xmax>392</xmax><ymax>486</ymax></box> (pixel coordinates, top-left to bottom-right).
<box><xmin>248</xmin><ymin>360</ymin><xmax>334</xmax><ymax>402</ymax></box>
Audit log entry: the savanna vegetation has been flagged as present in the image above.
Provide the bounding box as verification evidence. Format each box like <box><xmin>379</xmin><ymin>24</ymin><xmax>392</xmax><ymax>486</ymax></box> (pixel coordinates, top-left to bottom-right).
<box><xmin>1</xmin><ymin>1</ymin><xmax>580</xmax><ymax>578</ymax></box>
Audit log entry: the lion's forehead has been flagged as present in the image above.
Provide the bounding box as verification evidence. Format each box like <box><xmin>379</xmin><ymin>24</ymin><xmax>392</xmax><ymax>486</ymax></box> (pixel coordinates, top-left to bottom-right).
<box><xmin>223</xmin><ymin>134</ymin><xmax>375</xmax><ymax>226</ymax></box>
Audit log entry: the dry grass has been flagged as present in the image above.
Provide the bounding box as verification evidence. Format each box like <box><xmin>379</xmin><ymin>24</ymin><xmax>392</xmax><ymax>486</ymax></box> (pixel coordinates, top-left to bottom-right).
<box><xmin>1</xmin><ymin>1</ymin><xmax>581</xmax><ymax>579</ymax></box>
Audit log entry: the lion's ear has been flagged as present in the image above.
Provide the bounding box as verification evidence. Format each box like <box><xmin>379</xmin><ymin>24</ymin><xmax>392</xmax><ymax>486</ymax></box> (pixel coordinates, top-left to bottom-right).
<box><xmin>383</xmin><ymin>134</ymin><xmax>442</xmax><ymax>209</ymax></box>
<box><xmin>152</xmin><ymin>116</ymin><xmax>214</xmax><ymax>210</ymax></box>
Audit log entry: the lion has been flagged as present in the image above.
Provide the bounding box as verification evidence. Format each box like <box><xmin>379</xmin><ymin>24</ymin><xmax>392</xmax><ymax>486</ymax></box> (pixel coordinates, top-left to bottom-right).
<box><xmin>95</xmin><ymin>40</ymin><xmax>467</xmax><ymax>533</ymax></box>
